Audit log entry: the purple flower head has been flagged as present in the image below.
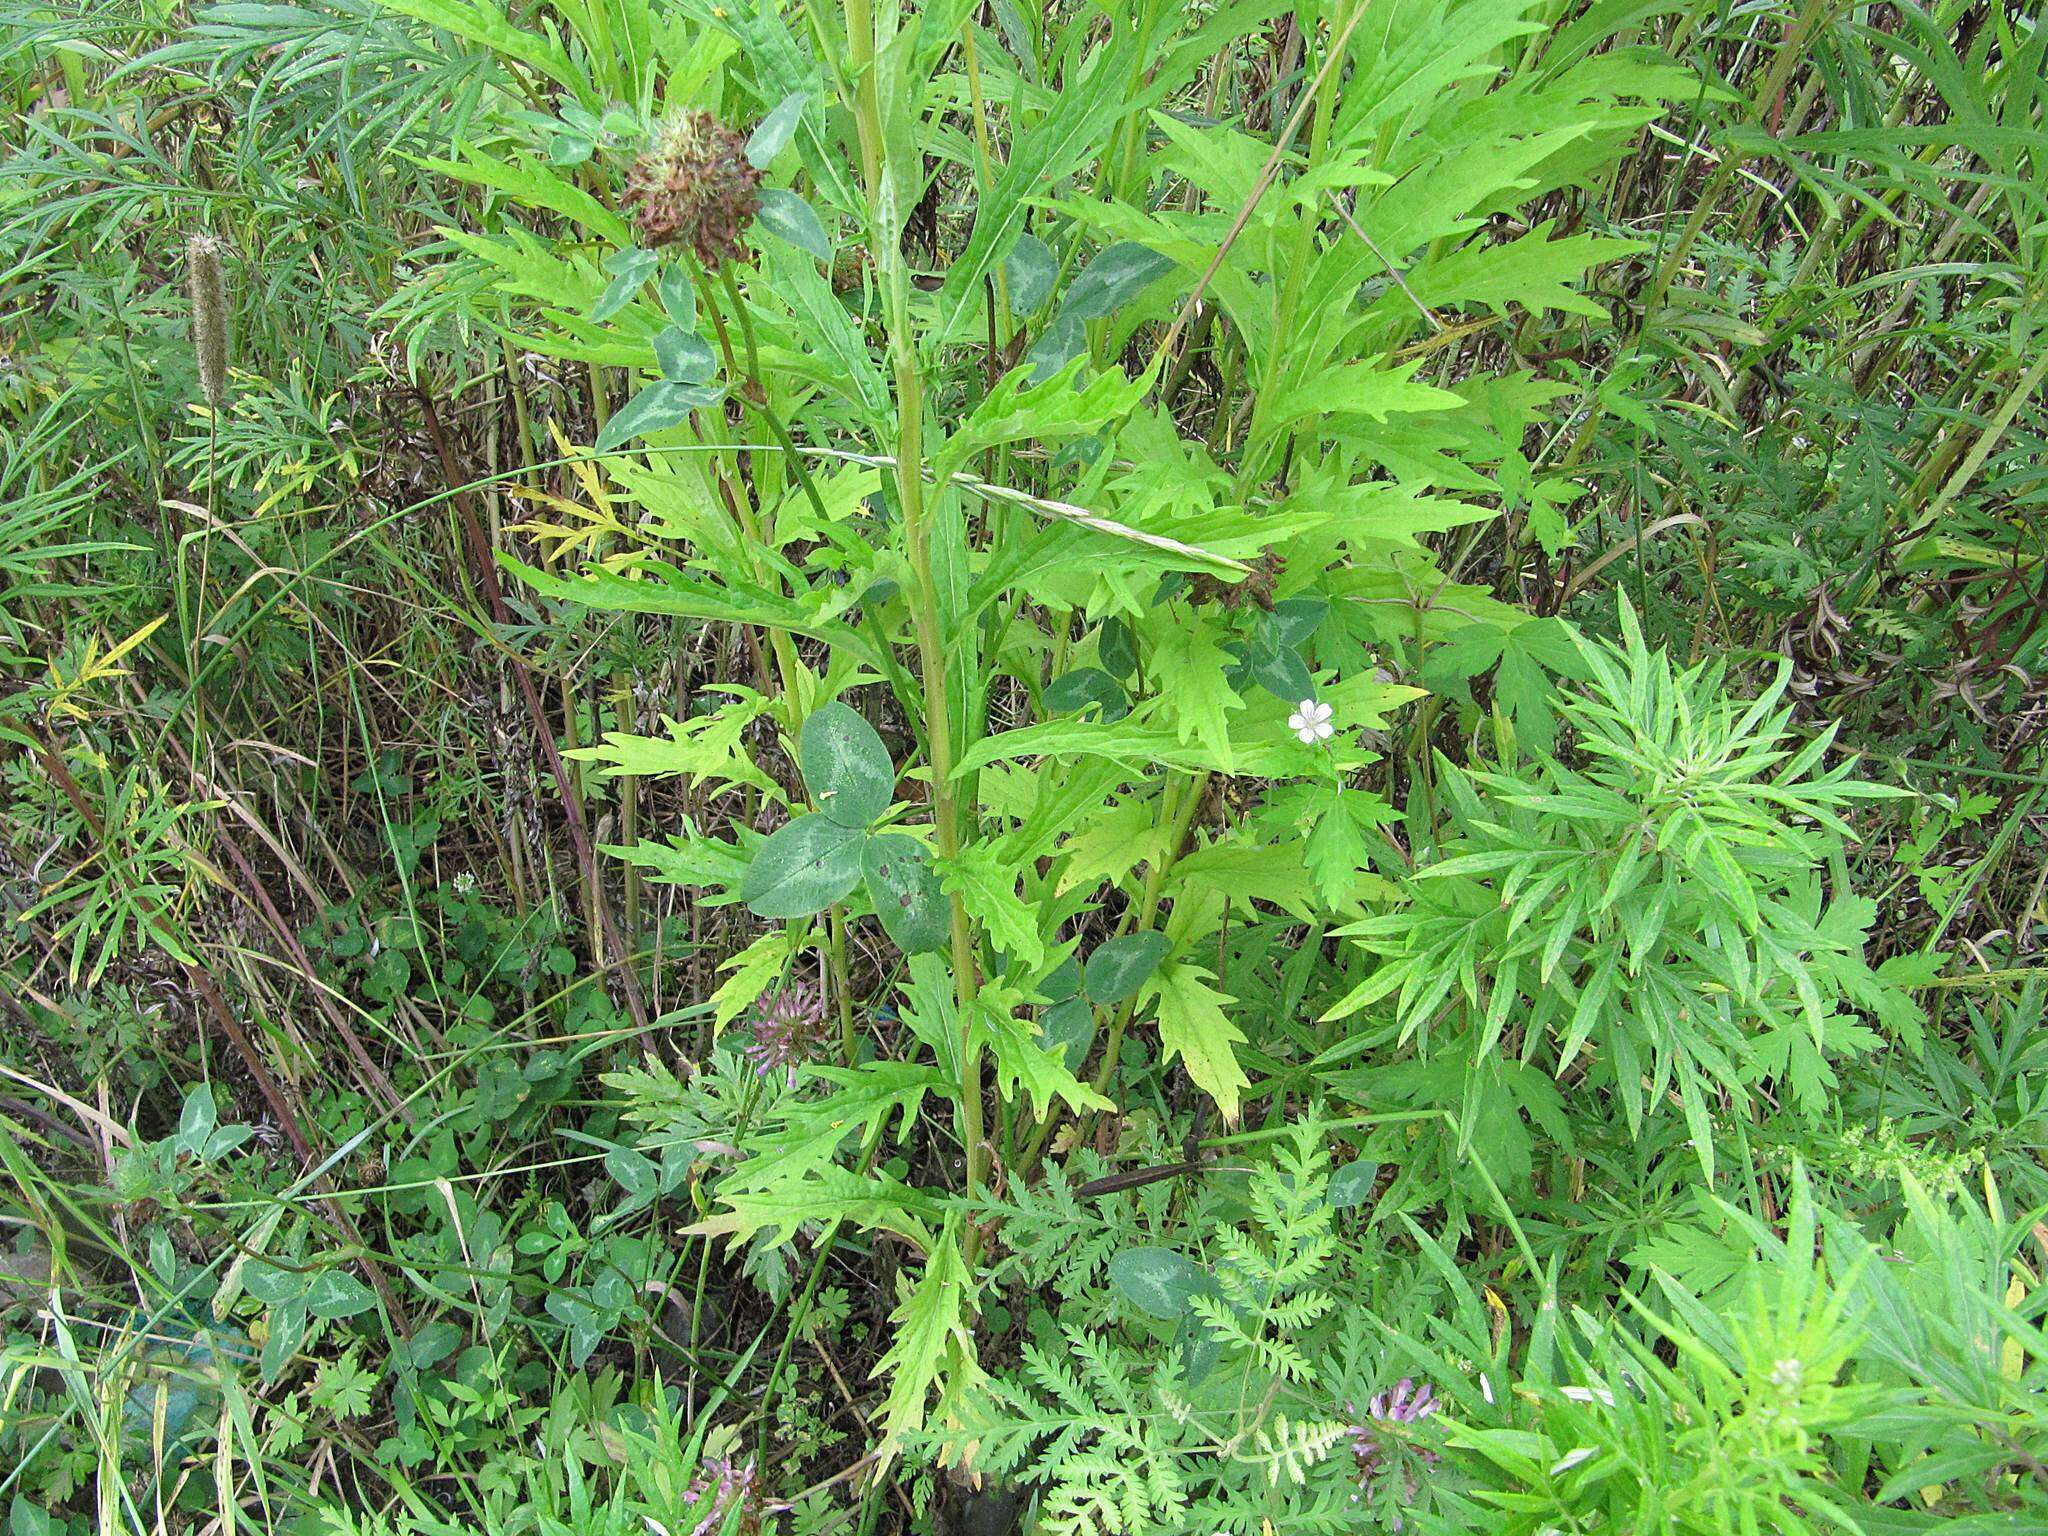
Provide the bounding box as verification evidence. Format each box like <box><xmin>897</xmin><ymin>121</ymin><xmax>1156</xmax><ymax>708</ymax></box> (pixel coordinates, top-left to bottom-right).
<box><xmin>1346</xmin><ymin>1377</ymin><xmax>1442</xmax><ymax>1530</ymax></box>
<box><xmin>678</xmin><ymin>1454</ymin><xmax>761</xmax><ymax>1536</ymax></box>
<box><xmin>743</xmin><ymin>984</ymin><xmax>831</xmax><ymax>1086</ymax></box>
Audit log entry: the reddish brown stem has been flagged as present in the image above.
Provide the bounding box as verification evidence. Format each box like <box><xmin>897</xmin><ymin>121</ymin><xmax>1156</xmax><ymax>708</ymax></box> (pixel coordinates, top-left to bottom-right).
<box><xmin>29</xmin><ymin>722</ymin><xmax>411</xmax><ymax>1336</ymax></box>
<box><xmin>413</xmin><ymin>389</ymin><xmax>652</xmax><ymax>1036</ymax></box>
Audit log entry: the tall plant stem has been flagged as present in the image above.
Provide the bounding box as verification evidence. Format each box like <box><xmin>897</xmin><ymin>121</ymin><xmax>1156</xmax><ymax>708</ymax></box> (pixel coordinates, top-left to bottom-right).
<box><xmin>842</xmin><ymin>0</ymin><xmax>985</xmax><ymax>1198</ymax></box>
<box><xmin>415</xmin><ymin>391</ymin><xmax>650</xmax><ymax>1035</ymax></box>
<box><xmin>1640</xmin><ymin>0</ymin><xmax>1835</xmax><ymax>324</ymax></box>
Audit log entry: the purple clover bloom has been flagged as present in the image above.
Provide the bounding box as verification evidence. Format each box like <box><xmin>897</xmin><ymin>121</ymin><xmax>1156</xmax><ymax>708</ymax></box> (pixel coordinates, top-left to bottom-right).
<box><xmin>1347</xmin><ymin>1377</ymin><xmax>1441</xmax><ymax>1529</ymax></box>
<box><xmin>678</xmin><ymin>1455</ymin><xmax>761</xmax><ymax>1536</ymax></box>
<box><xmin>743</xmin><ymin>984</ymin><xmax>831</xmax><ymax>1086</ymax></box>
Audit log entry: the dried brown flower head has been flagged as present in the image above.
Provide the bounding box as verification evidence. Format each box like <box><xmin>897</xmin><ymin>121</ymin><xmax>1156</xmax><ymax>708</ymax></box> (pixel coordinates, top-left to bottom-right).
<box><xmin>623</xmin><ymin>111</ymin><xmax>761</xmax><ymax>269</ymax></box>
<box><xmin>1187</xmin><ymin>549</ymin><xmax>1285</xmax><ymax>611</ymax></box>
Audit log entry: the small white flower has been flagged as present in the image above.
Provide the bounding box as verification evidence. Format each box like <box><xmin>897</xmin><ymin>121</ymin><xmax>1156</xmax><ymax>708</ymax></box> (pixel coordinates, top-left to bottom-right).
<box><xmin>1288</xmin><ymin>697</ymin><xmax>1334</xmax><ymax>745</ymax></box>
<box><xmin>1769</xmin><ymin>1356</ymin><xmax>1804</xmax><ymax>1392</ymax></box>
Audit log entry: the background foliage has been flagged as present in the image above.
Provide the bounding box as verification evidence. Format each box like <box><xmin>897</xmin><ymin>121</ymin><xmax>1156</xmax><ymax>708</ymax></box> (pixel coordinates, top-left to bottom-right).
<box><xmin>2</xmin><ymin>0</ymin><xmax>2044</xmax><ymax>1533</ymax></box>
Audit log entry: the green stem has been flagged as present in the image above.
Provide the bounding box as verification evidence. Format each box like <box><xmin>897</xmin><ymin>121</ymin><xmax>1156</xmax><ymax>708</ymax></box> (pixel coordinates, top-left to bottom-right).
<box><xmin>829</xmin><ymin>905</ymin><xmax>857</xmax><ymax>1064</ymax></box>
<box><xmin>843</xmin><ymin>0</ymin><xmax>985</xmax><ymax>1200</ymax></box>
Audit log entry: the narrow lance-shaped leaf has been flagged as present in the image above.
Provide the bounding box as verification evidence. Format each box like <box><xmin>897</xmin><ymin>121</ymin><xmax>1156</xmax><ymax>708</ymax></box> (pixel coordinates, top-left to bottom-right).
<box><xmin>746</xmin><ymin>90</ymin><xmax>807</xmax><ymax>168</ymax></box>
<box><xmin>755</xmin><ymin>188</ymin><xmax>832</xmax><ymax>261</ymax></box>
<box><xmin>872</xmin><ymin>1217</ymin><xmax>987</xmax><ymax>1470</ymax></box>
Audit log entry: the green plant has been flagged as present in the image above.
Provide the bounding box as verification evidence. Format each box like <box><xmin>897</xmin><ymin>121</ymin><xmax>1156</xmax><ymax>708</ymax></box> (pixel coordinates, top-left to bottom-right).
<box><xmin>5</xmin><ymin>0</ymin><xmax>2044</xmax><ymax>1531</ymax></box>
<box><xmin>460</xmin><ymin>0</ymin><xmax>1693</xmax><ymax>1459</ymax></box>
<box><xmin>958</xmin><ymin>1119</ymin><xmax>1368</xmax><ymax>1535</ymax></box>
<box><xmin>1332</xmin><ymin>600</ymin><xmax>1921</xmax><ymax>1181</ymax></box>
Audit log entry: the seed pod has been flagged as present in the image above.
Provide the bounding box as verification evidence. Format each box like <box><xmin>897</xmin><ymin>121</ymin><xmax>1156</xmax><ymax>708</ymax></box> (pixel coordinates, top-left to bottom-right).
<box><xmin>186</xmin><ymin>233</ymin><xmax>229</xmax><ymax>409</ymax></box>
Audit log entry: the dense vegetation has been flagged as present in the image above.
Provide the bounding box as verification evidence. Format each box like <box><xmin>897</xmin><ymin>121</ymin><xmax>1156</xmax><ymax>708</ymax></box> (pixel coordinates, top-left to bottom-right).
<box><xmin>3</xmin><ymin>0</ymin><xmax>2045</xmax><ymax>1531</ymax></box>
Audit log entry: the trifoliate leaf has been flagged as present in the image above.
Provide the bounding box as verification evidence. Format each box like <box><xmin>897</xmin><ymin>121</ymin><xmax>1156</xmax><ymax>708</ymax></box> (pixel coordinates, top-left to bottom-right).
<box><xmin>741</xmin><ymin>814</ymin><xmax>864</xmax><ymax>917</ymax></box>
<box><xmin>303</xmin><ymin>1269</ymin><xmax>377</xmax><ymax>1320</ymax></box>
<box><xmin>801</xmin><ymin>701</ymin><xmax>895</xmax><ymax>827</ymax></box>
<box><xmin>1062</xmin><ymin>242</ymin><xmax>1175</xmax><ymax>320</ymax></box>
<box><xmin>652</xmin><ymin>326</ymin><xmax>716</xmax><ymax>384</ymax></box>
<box><xmin>592</xmin><ymin>247</ymin><xmax>658</xmax><ymax>322</ymax></box>
<box><xmin>862</xmin><ymin>834</ymin><xmax>949</xmax><ymax>955</ymax></box>
<box><xmin>755</xmin><ymin>187</ymin><xmax>831</xmax><ymax>260</ymax></box>
<box><xmin>1004</xmin><ymin>231</ymin><xmax>1058</xmax><ymax>313</ymax></box>
<box><xmin>597</xmin><ymin>380</ymin><xmax>724</xmax><ymax>453</ymax></box>
<box><xmin>1109</xmin><ymin>1247</ymin><xmax>1213</xmax><ymax>1319</ymax></box>
<box><xmin>1039</xmin><ymin>996</ymin><xmax>1095</xmax><ymax>1073</ymax></box>
<box><xmin>1083</xmin><ymin>931</ymin><xmax>1171</xmax><ymax>1005</ymax></box>
<box><xmin>746</xmin><ymin>90</ymin><xmax>806</xmax><ymax>168</ymax></box>
<box><xmin>1043</xmin><ymin>666</ymin><xmax>1129</xmax><ymax>721</ymax></box>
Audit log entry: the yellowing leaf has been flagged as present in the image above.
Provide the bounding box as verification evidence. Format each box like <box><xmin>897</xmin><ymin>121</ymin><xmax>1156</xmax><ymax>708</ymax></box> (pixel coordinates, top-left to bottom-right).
<box><xmin>1147</xmin><ymin>961</ymin><xmax>1249</xmax><ymax>1124</ymax></box>
<box><xmin>45</xmin><ymin>616</ymin><xmax>168</xmax><ymax>718</ymax></box>
<box><xmin>872</xmin><ymin>1217</ymin><xmax>986</xmax><ymax>1470</ymax></box>
<box><xmin>939</xmin><ymin>845</ymin><xmax>1043</xmax><ymax>969</ymax></box>
<box><xmin>2005</xmin><ymin>1271</ymin><xmax>2027</xmax><ymax>1382</ymax></box>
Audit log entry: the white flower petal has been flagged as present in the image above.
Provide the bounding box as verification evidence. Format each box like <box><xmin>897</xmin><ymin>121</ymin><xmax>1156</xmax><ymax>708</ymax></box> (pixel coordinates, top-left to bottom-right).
<box><xmin>1314</xmin><ymin>720</ymin><xmax>1334</xmax><ymax>739</ymax></box>
<box><xmin>1287</xmin><ymin>711</ymin><xmax>1307</xmax><ymax>732</ymax></box>
<box><xmin>1295</xmin><ymin>726</ymin><xmax>1317</xmax><ymax>744</ymax></box>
